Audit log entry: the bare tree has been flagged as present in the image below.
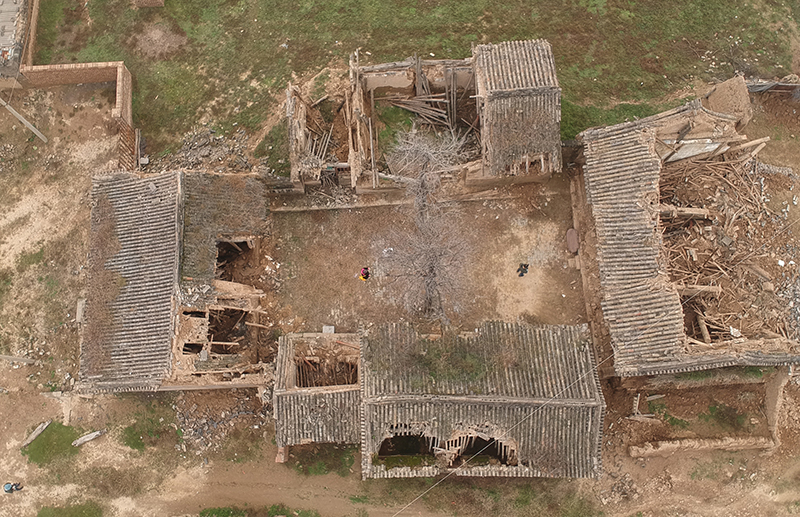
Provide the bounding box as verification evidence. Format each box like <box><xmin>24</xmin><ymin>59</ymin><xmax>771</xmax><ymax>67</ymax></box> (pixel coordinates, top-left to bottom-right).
<box><xmin>383</xmin><ymin>129</ymin><xmax>470</xmax><ymax>322</ymax></box>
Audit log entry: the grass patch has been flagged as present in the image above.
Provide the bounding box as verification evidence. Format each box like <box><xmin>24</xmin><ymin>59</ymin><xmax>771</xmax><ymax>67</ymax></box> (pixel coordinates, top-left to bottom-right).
<box><xmin>561</xmin><ymin>99</ymin><xmax>676</xmax><ymax>140</ymax></box>
<box><xmin>34</xmin><ymin>0</ymin><xmax>69</xmax><ymax>64</ymax></box>
<box><xmin>0</xmin><ymin>269</ymin><xmax>12</xmax><ymax>308</ymax></box>
<box><xmin>218</xmin><ymin>426</ymin><xmax>263</xmax><ymax>463</ymax></box>
<box><xmin>16</xmin><ymin>246</ymin><xmax>45</xmax><ymax>273</ymax></box>
<box><xmin>22</xmin><ymin>421</ymin><xmax>81</xmax><ymax>465</ymax></box>
<box><xmin>119</xmin><ymin>396</ymin><xmax>179</xmax><ymax>451</ymax></box>
<box><xmin>734</xmin><ymin>366</ymin><xmax>773</xmax><ymax>378</ymax></box>
<box><xmin>648</xmin><ymin>401</ymin><xmax>690</xmax><ymax>429</ymax></box>
<box><xmin>372</xmin><ymin>453</ymin><xmax>435</xmax><ymax>470</ymax></box>
<box><xmin>37</xmin><ymin>501</ymin><xmax>103</xmax><ymax>517</ymax></box>
<box><xmin>254</xmin><ymin>120</ymin><xmax>290</xmax><ymax>176</ymax></box>
<box><xmin>199</xmin><ymin>508</ymin><xmax>247</xmax><ymax>517</ymax></box>
<box><xmin>675</xmin><ymin>369</ymin><xmax>715</xmax><ymax>381</ymax></box>
<box><xmin>415</xmin><ymin>334</ymin><xmax>487</xmax><ymax>383</ymax></box>
<box><xmin>290</xmin><ymin>444</ymin><xmax>356</xmax><ymax>477</ymax></box>
<box><xmin>39</xmin><ymin>0</ymin><xmax>796</xmax><ymax>153</ymax></box>
<box><xmin>376</xmin><ymin>104</ymin><xmax>415</xmax><ymax>153</ymax></box>
<box><xmin>700</xmin><ymin>403</ymin><xmax>747</xmax><ymax>431</ymax></box>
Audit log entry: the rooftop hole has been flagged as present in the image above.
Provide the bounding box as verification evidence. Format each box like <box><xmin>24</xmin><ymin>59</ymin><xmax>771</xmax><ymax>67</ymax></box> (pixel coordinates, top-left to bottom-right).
<box><xmin>215</xmin><ymin>240</ymin><xmax>255</xmax><ymax>282</ymax></box>
<box><xmin>208</xmin><ymin>308</ymin><xmax>249</xmax><ymax>345</ymax></box>
<box><xmin>295</xmin><ymin>356</ymin><xmax>358</xmax><ymax>387</ymax></box>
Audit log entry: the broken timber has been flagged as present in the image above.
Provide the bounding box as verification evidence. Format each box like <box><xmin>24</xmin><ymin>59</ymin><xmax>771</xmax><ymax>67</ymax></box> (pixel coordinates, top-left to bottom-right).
<box><xmin>72</xmin><ymin>429</ymin><xmax>106</xmax><ymax>447</ymax></box>
<box><xmin>22</xmin><ymin>420</ymin><xmax>52</xmax><ymax>448</ymax></box>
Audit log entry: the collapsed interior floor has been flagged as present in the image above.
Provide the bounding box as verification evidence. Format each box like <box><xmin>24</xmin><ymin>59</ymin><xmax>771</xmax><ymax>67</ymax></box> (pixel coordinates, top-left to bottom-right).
<box><xmin>659</xmin><ymin>156</ymin><xmax>799</xmax><ymax>344</ymax></box>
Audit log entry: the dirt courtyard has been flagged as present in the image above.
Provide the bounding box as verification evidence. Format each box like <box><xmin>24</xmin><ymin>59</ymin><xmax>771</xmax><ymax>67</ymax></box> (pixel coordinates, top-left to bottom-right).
<box><xmin>267</xmin><ymin>175</ymin><xmax>585</xmax><ymax>334</ymax></box>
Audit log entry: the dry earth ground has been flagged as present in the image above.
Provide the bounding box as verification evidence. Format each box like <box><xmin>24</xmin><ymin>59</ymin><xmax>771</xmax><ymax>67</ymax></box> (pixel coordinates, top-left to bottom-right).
<box><xmin>267</xmin><ymin>175</ymin><xmax>584</xmax><ymax>334</ymax></box>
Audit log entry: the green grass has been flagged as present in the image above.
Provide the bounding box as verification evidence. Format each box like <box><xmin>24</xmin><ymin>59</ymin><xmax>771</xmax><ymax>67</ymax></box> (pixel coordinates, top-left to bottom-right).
<box><xmin>37</xmin><ymin>501</ymin><xmax>103</xmax><ymax>517</ymax></box>
<box><xmin>16</xmin><ymin>246</ymin><xmax>45</xmax><ymax>273</ymax></box>
<box><xmin>290</xmin><ymin>444</ymin><xmax>356</xmax><ymax>477</ymax></box>
<box><xmin>34</xmin><ymin>0</ymin><xmax>68</xmax><ymax>64</ymax></box>
<box><xmin>648</xmin><ymin>401</ymin><xmax>690</xmax><ymax>429</ymax></box>
<box><xmin>199</xmin><ymin>508</ymin><xmax>247</xmax><ymax>517</ymax></box>
<box><xmin>22</xmin><ymin>421</ymin><xmax>81</xmax><ymax>465</ymax></box>
<box><xmin>675</xmin><ymin>369</ymin><xmax>715</xmax><ymax>381</ymax></box>
<box><xmin>0</xmin><ymin>268</ymin><xmax>12</xmax><ymax>309</ymax></box>
<box><xmin>376</xmin><ymin>104</ymin><xmax>415</xmax><ymax>153</ymax></box>
<box><xmin>254</xmin><ymin>120</ymin><xmax>290</xmax><ymax>176</ymax></box>
<box><xmin>119</xmin><ymin>397</ymin><xmax>179</xmax><ymax>451</ymax></box>
<box><xmin>700</xmin><ymin>403</ymin><xmax>747</xmax><ymax>431</ymax></box>
<box><xmin>39</xmin><ymin>0</ymin><xmax>795</xmax><ymax>153</ymax></box>
<box><xmin>349</xmin><ymin>495</ymin><xmax>369</xmax><ymax>504</ymax></box>
<box><xmin>372</xmin><ymin>453</ymin><xmax>435</xmax><ymax>469</ymax></box>
<box><xmin>561</xmin><ymin>99</ymin><xmax>675</xmax><ymax>140</ymax></box>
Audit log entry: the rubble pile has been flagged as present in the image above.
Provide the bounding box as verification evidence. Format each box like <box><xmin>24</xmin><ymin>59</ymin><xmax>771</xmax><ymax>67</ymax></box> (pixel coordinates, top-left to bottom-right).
<box><xmin>151</xmin><ymin>127</ymin><xmax>253</xmax><ymax>172</ymax></box>
<box><xmin>174</xmin><ymin>389</ymin><xmax>272</xmax><ymax>453</ymax></box>
<box><xmin>660</xmin><ymin>155</ymin><xmax>800</xmax><ymax>343</ymax></box>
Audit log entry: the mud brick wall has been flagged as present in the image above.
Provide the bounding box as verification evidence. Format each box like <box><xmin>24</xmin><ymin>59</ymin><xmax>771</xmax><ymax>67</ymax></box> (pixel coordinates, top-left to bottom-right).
<box><xmin>117</xmin><ymin>119</ymin><xmax>137</xmax><ymax>171</ymax></box>
<box><xmin>20</xmin><ymin>62</ymin><xmax>134</xmax><ymax>126</ymax></box>
<box><xmin>112</xmin><ymin>64</ymin><xmax>133</xmax><ymax>126</ymax></box>
<box><xmin>22</xmin><ymin>0</ymin><xmax>40</xmax><ymax>67</ymax></box>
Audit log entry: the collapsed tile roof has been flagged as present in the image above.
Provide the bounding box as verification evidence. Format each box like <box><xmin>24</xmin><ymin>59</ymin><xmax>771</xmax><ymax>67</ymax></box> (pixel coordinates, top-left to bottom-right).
<box><xmin>180</xmin><ymin>172</ymin><xmax>268</xmax><ymax>307</ymax></box>
<box><xmin>359</xmin><ymin>322</ymin><xmax>605</xmax><ymax>479</ymax></box>
<box><xmin>579</xmin><ymin>100</ymin><xmax>800</xmax><ymax>376</ymax></box>
<box><xmin>273</xmin><ymin>333</ymin><xmax>361</xmax><ymax>447</ymax></box>
<box><xmin>80</xmin><ymin>171</ymin><xmax>181</xmax><ymax>392</ymax></box>
<box><xmin>473</xmin><ymin>39</ymin><xmax>562</xmax><ymax>176</ymax></box>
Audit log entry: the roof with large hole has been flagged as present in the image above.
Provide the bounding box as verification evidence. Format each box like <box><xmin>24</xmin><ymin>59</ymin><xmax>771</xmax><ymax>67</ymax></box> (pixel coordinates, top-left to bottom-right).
<box><xmin>579</xmin><ymin>100</ymin><xmax>800</xmax><ymax>377</ymax></box>
<box><xmin>79</xmin><ymin>171</ymin><xmax>181</xmax><ymax>392</ymax></box>
<box><xmin>180</xmin><ymin>172</ymin><xmax>268</xmax><ymax>307</ymax></box>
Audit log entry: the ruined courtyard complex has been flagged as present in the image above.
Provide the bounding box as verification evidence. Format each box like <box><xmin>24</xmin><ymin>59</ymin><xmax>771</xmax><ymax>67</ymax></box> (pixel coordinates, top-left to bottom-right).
<box><xmin>58</xmin><ymin>36</ymin><xmax>800</xmax><ymax>481</ymax></box>
<box><xmin>3</xmin><ymin>2</ymin><xmax>800</xmax><ymax>513</ymax></box>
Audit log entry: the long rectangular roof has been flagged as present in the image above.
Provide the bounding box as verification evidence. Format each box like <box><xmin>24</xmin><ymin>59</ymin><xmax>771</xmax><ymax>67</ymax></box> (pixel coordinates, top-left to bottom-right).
<box><xmin>361</xmin><ymin>322</ymin><xmax>600</xmax><ymax>401</ymax></box>
<box><xmin>80</xmin><ymin>172</ymin><xmax>181</xmax><ymax>391</ymax></box>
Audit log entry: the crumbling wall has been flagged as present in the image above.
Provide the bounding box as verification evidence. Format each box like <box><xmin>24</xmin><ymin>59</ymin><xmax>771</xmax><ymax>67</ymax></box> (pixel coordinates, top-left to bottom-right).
<box><xmin>133</xmin><ymin>0</ymin><xmax>165</xmax><ymax>6</ymax></box>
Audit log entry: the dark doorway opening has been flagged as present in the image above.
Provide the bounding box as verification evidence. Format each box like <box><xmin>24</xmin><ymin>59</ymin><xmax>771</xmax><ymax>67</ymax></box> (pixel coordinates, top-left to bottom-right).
<box><xmin>452</xmin><ymin>436</ymin><xmax>516</xmax><ymax>467</ymax></box>
<box><xmin>183</xmin><ymin>343</ymin><xmax>203</xmax><ymax>354</ymax></box>
<box><xmin>183</xmin><ymin>310</ymin><xmax>206</xmax><ymax>318</ymax></box>
<box><xmin>378</xmin><ymin>434</ymin><xmax>434</xmax><ymax>457</ymax></box>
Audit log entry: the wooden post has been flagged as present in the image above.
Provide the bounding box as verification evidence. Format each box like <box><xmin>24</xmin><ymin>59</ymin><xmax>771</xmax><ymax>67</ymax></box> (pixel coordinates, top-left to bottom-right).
<box><xmin>659</xmin><ymin>204</ymin><xmax>711</xmax><ymax>220</ymax></box>
<box><xmin>678</xmin><ymin>285</ymin><xmax>723</xmax><ymax>297</ymax></box>
<box><xmin>696</xmin><ymin>312</ymin><xmax>712</xmax><ymax>344</ymax></box>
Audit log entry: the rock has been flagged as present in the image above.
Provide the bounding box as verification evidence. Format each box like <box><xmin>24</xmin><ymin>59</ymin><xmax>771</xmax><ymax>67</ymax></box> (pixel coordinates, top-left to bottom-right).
<box><xmin>762</xmin><ymin>281</ymin><xmax>775</xmax><ymax>293</ymax></box>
